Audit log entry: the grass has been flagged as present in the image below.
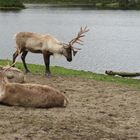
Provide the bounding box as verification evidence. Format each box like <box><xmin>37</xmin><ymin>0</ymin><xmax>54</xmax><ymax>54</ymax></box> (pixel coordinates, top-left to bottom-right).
<box><xmin>0</xmin><ymin>0</ymin><xmax>25</xmax><ymax>10</ymax></box>
<box><xmin>22</xmin><ymin>0</ymin><xmax>140</xmax><ymax>10</ymax></box>
<box><xmin>0</xmin><ymin>0</ymin><xmax>139</xmax><ymax>10</ymax></box>
<box><xmin>0</xmin><ymin>59</ymin><xmax>140</xmax><ymax>89</ymax></box>
<box><xmin>106</xmin><ymin>2</ymin><xmax>119</xmax><ymax>9</ymax></box>
<box><xmin>23</xmin><ymin>0</ymin><xmax>94</xmax><ymax>4</ymax></box>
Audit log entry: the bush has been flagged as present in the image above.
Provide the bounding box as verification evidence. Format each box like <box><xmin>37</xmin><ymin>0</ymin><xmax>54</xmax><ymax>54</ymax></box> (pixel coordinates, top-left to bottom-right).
<box><xmin>106</xmin><ymin>2</ymin><xmax>119</xmax><ymax>9</ymax></box>
<box><xmin>0</xmin><ymin>0</ymin><xmax>25</xmax><ymax>8</ymax></box>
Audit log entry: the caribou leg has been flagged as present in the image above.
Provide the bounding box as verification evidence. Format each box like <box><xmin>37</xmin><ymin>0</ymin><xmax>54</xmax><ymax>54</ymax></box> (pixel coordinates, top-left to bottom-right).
<box><xmin>12</xmin><ymin>50</ymin><xmax>19</xmax><ymax>67</ymax></box>
<box><xmin>43</xmin><ymin>53</ymin><xmax>51</xmax><ymax>77</ymax></box>
<box><xmin>21</xmin><ymin>51</ymin><xmax>30</xmax><ymax>73</ymax></box>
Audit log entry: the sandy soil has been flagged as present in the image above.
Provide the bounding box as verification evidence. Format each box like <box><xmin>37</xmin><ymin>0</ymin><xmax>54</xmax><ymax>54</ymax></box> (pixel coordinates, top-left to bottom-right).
<box><xmin>0</xmin><ymin>73</ymin><xmax>140</xmax><ymax>140</ymax></box>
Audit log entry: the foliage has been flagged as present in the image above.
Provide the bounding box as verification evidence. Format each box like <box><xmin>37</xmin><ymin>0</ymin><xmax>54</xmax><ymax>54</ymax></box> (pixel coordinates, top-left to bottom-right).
<box><xmin>0</xmin><ymin>59</ymin><xmax>140</xmax><ymax>89</ymax></box>
<box><xmin>22</xmin><ymin>0</ymin><xmax>140</xmax><ymax>9</ymax></box>
<box><xmin>23</xmin><ymin>0</ymin><xmax>95</xmax><ymax>4</ymax></box>
<box><xmin>0</xmin><ymin>0</ymin><xmax>25</xmax><ymax>9</ymax></box>
<box><xmin>0</xmin><ymin>0</ymin><xmax>140</xmax><ymax>9</ymax></box>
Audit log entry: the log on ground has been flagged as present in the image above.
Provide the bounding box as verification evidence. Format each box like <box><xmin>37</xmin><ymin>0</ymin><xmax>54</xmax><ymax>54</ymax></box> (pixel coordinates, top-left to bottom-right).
<box><xmin>105</xmin><ymin>70</ymin><xmax>140</xmax><ymax>77</ymax></box>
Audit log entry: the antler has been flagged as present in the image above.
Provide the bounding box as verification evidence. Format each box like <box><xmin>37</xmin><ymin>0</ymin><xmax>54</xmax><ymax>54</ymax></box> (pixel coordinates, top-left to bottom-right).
<box><xmin>3</xmin><ymin>51</ymin><xmax>21</xmax><ymax>72</ymax></box>
<box><xmin>69</xmin><ymin>26</ymin><xmax>89</xmax><ymax>46</ymax></box>
<box><xmin>3</xmin><ymin>61</ymin><xmax>17</xmax><ymax>72</ymax></box>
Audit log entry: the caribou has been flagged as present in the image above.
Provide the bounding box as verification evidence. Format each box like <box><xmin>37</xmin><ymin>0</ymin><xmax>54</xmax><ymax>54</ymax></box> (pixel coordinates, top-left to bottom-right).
<box><xmin>0</xmin><ymin>70</ymin><xmax>69</xmax><ymax>108</ymax></box>
<box><xmin>0</xmin><ymin>65</ymin><xmax>24</xmax><ymax>83</ymax></box>
<box><xmin>12</xmin><ymin>27</ymin><xmax>89</xmax><ymax>76</ymax></box>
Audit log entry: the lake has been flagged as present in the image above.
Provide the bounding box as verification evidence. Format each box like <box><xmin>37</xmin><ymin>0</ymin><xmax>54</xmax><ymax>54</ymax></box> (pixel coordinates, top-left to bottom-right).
<box><xmin>0</xmin><ymin>4</ymin><xmax>140</xmax><ymax>73</ymax></box>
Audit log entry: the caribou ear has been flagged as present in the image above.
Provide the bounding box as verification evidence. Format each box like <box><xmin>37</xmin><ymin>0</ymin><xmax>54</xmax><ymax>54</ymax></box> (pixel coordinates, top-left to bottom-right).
<box><xmin>59</xmin><ymin>43</ymin><xmax>69</xmax><ymax>49</ymax></box>
<box><xmin>58</xmin><ymin>42</ymin><xmax>68</xmax><ymax>48</ymax></box>
<box><xmin>73</xmin><ymin>50</ymin><xmax>78</xmax><ymax>56</ymax></box>
<box><xmin>64</xmin><ymin>44</ymin><xmax>70</xmax><ymax>49</ymax></box>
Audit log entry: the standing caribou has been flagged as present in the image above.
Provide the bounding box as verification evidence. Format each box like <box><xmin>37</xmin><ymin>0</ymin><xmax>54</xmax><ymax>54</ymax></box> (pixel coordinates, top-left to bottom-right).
<box><xmin>12</xmin><ymin>27</ymin><xmax>89</xmax><ymax>76</ymax></box>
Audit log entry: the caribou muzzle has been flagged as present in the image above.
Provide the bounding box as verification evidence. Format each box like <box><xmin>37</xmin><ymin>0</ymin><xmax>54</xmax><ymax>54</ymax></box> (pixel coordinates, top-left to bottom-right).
<box><xmin>67</xmin><ymin>57</ymin><xmax>72</xmax><ymax>62</ymax></box>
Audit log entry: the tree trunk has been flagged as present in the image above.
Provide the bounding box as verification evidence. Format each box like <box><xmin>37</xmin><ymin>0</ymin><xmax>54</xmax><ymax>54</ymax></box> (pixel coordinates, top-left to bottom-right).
<box><xmin>105</xmin><ymin>70</ymin><xmax>140</xmax><ymax>77</ymax></box>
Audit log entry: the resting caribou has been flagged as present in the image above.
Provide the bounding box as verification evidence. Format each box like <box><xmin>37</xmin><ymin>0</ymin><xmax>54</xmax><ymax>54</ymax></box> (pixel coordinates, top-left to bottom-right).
<box><xmin>0</xmin><ymin>71</ymin><xmax>68</xmax><ymax>108</ymax></box>
<box><xmin>0</xmin><ymin>65</ymin><xmax>24</xmax><ymax>83</ymax></box>
<box><xmin>12</xmin><ymin>27</ymin><xmax>89</xmax><ymax>76</ymax></box>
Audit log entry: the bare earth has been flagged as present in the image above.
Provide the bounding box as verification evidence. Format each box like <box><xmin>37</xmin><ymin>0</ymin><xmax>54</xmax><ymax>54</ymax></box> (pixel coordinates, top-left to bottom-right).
<box><xmin>0</xmin><ymin>74</ymin><xmax>140</xmax><ymax>140</ymax></box>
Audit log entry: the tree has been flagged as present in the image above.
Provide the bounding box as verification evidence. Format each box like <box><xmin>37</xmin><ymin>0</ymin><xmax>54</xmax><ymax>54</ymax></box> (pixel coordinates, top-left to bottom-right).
<box><xmin>119</xmin><ymin>0</ymin><xmax>129</xmax><ymax>6</ymax></box>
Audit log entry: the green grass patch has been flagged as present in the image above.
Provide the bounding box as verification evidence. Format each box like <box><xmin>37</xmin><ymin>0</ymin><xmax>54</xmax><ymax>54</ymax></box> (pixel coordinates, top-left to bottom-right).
<box><xmin>23</xmin><ymin>0</ymin><xmax>94</xmax><ymax>4</ymax></box>
<box><xmin>95</xmin><ymin>3</ymin><xmax>102</xmax><ymax>7</ymax></box>
<box><xmin>0</xmin><ymin>0</ymin><xmax>25</xmax><ymax>10</ymax></box>
<box><xmin>0</xmin><ymin>59</ymin><xmax>140</xmax><ymax>89</ymax></box>
<box><xmin>106</xmin><ymin>2</ymin><xmax>119</xmax><ymax>9</ymax></box>
<box><xmin>22</xmin><ymin>0</ymin><xmax>140</xmax><ymax>10</ymax></box>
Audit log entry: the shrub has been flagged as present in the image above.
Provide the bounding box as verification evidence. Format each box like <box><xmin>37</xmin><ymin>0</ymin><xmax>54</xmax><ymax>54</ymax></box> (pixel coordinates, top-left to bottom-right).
<box><xmin>0</xmin><ymin>0</ymin><xmax>25</xmax><ymax>8</ymax></box>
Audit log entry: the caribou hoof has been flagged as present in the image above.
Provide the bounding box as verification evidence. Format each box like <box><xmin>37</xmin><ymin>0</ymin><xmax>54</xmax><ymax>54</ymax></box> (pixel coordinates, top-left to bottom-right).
<box><xmin>25</xmin><ymin>70</ymin><xmax>30</xmax><ymax>73</ymax></box>
<box><xmin>45</xmin><ymin>73</ymin><xmax>51</xmax><ymax>78</ymax></box>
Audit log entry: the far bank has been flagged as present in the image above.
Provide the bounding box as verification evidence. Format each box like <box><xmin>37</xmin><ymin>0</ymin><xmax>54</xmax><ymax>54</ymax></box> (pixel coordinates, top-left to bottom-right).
<box><xmin>0</xmin><ymin>0</ymin><xmax>25</xmax><ymax>10</ymax></box>
<box><xmin>23</xmin><ymin>0</ymin><xmax>140</xmax><ymax>10</ymax></box>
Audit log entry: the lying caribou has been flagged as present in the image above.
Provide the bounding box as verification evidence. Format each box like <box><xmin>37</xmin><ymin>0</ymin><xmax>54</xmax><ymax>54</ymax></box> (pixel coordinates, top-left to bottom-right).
<box><xmin>0</xmin><ymin>71</ymin><xmax>68</xmax><ymax>108</ymax></box>
<box><xmin>12</xmin><ymin>27</ymin><xmax>89</xmax><ymax>76</ymax></box>
<box><xmin>0</xmin><ymin>65</ymin><xmax>24</xmax><ymax>83</ymax></box>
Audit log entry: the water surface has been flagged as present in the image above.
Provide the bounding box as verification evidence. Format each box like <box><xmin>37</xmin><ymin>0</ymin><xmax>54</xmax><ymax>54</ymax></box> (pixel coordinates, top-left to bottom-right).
<box><xmin>0</xmin><ymin>5</ymin><xmax>140</xmax><ymax>73</ymax></box>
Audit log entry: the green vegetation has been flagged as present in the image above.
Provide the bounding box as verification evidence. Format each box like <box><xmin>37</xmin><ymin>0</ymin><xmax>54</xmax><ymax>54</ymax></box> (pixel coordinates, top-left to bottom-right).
<box><xmin>23</xmin><ymin>0</ymin><xmax>94</xmax><ymax>4</ymax></box>
<box><xmin>0</xmin><ymin>0</ymin><xmax>25</xmax><ymax>10</ymax></box>
<box><xmin>0</xmin><ymin>0</ymin><xmax>140</xmax><ymax>10</ymax></box>
<box><xmin>1</xmin><ymin>59</ymin><xmax>140</xmax><ymax>89</ymax></box>
<box><xmin>22</xmin><ymin>0</ymin><xmax>140</xmax><ymax>10</ymax></box>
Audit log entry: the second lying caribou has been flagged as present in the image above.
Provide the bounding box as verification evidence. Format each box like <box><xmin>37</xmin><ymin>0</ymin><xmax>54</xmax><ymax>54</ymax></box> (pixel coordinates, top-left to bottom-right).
<box><xmin>12</xmin><ymin>27</ymin><xmax>89</xmax><ymax>76</ymax></box>
<box><xmin>0</xmin><ymin>65</ymin><xmax>24</xmax><ymax>83</ymax></box>
<box><xmin>0</xmin><ymin>72</ymin><xmax>68</xmax><ymax>108</ymax></box>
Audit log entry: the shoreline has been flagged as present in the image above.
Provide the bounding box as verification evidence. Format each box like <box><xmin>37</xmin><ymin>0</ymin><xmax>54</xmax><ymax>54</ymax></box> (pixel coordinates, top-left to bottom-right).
<box><xmin>0</xmin><ymin>3</ymin><xmax>140</xmax><ymax>10</ymax></box>
<box><xmin>0</xmin><ymin>7</ymin><xmax>24</xmax><ymax>10</ymax></box>
<box><xmin>0</xmin><ymin>59</ymin><xmax>140</xmax><ymax>89</ymax></box>
<box><xmin>23</xmin><ymin>3</ymin><xmax>140</xmax><ymax>10</ymax></box>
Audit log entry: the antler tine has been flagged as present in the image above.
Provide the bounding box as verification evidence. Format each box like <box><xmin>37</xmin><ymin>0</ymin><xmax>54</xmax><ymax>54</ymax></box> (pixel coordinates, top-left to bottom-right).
<box><xmin>69</xmin><ymin>26</ymin><xmax>89</xmax><ymax>46</ymax></box>
<box><xmin>3</xmin><ymin>51</ymin><xmax>21</xmax><ymax>73</ymax></box>
<box><xmin>3</xmin><ymin>61</ymin><xmax>17</xmax><ymax>73</ymax></box>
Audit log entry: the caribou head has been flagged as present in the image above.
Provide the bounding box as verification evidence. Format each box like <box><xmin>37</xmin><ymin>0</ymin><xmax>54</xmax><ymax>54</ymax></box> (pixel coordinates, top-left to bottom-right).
<box><xmin>61</xmin><ymin>26</ymin><xmax>89</xmax><ymax>62</ymax></box>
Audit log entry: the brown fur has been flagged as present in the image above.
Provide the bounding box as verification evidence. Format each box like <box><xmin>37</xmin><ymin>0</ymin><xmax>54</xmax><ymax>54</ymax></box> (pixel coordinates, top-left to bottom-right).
<box><xmin>0</xmin><ymin>72</ymin><xmax>68</xmax><ymax>108</ymax></box>
<box><xmin>13</xmin><ymin>32</ymin><xmax>73</xmax><ymax>75</ymax></box>
<box><xmin>15</xmin><ymin>32</ymin><xmax>66</xmax><ymax>54</ymax></box>
<box><xmin>0</xmin><ymin>65</ymin><xmax>24</xmax><ymax>83</ymax></box>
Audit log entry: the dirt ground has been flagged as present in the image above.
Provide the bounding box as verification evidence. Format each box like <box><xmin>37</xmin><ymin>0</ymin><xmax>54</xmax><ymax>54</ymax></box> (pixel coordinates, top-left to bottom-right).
<box><xmin>0</xmin><ymin>73</ymin><xmax>140</xmax><ymax>140</ymax></box>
